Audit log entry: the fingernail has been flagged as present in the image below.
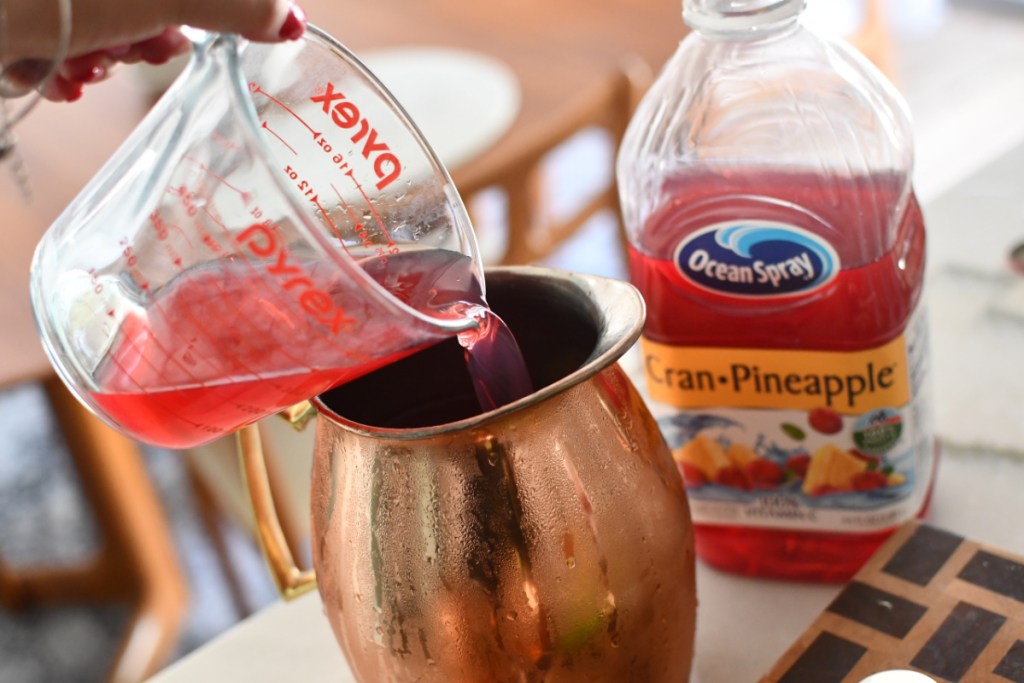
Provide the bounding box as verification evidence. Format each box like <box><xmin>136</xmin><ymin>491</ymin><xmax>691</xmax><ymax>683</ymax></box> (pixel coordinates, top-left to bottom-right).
<box><xmin>82</xmin><ymin>66</ymin><xmax>107</xmax><ymax>83</ymax></box>
<box><xmin>66</xmin><ymin>84</ymin><xmax>84</xmax><ymax>102</ymax></box>
<box><xmin>62</xmin><ymin>76</ymin><xmax>85</xmax><ymax>102</ymax></box>
<box><xmin>278</xmin><ymin>4</ymin><xmax>307</xmax><ymax>41</ymax></box>
<box><xmin>47</xmin><ymin>75</ymin><xmax>84</xmax><ymax>102</ymax></box>
<box><xmin>66</xmin><ymin>51</ymin><xmax>114</xmax><ymax>79</ymax></box>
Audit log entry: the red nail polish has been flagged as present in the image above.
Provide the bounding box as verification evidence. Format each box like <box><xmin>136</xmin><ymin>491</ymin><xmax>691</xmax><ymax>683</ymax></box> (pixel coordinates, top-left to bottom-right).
<box><xmin>83</xmin><ymin>66</ymin><xmax>107</xmax><ymax>83</ymax></box>
<box><xmin>65</xmin><ymin>81</ymin><xmax>85</xmax><ymax>102</ymax></box>
<box><xmin>278</xmin><ymin>4</ymin><xmax>307</xmax><ymax>41</ymax></box>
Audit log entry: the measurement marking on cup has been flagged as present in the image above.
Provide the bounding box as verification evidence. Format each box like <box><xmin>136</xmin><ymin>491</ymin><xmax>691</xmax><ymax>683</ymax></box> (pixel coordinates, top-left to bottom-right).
<box><xmin>201</xmin><ymin>206</ymin><xmax>228</xmax><ymax>232</ymax></box>
<box><xmin>164</xmin><ymin>184</ymin><xmax>230</xmax><ymax>257</ymax></box>
<box><xmin>250</xmin><ymin>83</ymin><xmax>322</xmax><ymax>139</ymax></box>
<box><xmin>148</xmin><ymin>210</ymin><xmax>194</xmax><ymax>248</ymax></box>
<box><xmin>329</xmin><ymin>182</ymin><xmax>367</xmax><ymax>242</ymax></box>
<box><xmin>283</xmin><ymin>165</ymin><xmax>319</xmax><ymax>201</ymax></box>
<box><xmin>181</xmin><ymin>157</ymin><xmax>253</xmax><ymax>204</ymax></box>
<box><xmin>311</xmin><ymin>195</ymin><xmax>351</xmax><ymax>256</ymax></box>
<box><xmin>345</xmin><ymin>169</ymin><xmax>398</xmax><ymax>258</ymax></box>
<box><xmin>261</xmin><ymin>121</ymin><xmax>297</xmax><ymax>155</ymax></box>
<box><xmin>329</xmin><ymin>183</ymin><xmax>389</xmax><ymax>258</ymax></box>
<box><xmin>211</xmin><ymin>131</ymin><xmax>242</xmax><ymax>153</ymax></box>
<box><xmin>330</xmin><ymin>183</ymin><xmax>357</xmax><ymax>223</ymax></box>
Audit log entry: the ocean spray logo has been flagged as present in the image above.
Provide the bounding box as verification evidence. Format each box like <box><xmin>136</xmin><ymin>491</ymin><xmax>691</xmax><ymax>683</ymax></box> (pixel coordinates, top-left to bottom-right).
<box><xmin>674</xmin><ymin>221</ymin><xmax>839</xmax><ymax>297</ymax></box>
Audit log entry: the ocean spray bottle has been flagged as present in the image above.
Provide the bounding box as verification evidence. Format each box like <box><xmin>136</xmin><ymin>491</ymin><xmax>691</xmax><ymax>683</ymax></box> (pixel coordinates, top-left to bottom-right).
<box><xmin>617</xmin><ymin>0</ymin><xmax>935</xmax><ymax>581</ymax></box>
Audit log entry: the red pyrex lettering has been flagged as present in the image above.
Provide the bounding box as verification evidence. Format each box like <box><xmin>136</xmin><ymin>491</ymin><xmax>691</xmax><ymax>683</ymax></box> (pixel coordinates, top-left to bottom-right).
<box><xmin>311</xmin><ymin>83</ymin><xmax>402</xmax><ymax>191</ymax></box>
<box><xmin>237</xmin><ymin>224</ymin><xmax>355</xmax><ymax>334</ymax></box>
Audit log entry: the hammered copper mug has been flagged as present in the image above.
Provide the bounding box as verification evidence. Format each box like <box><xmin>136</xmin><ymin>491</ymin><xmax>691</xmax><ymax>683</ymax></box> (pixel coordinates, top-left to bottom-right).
<box><xmin>239</xmin><ymin>266</ymin><xmax>697</xmax><ymax>682</ymax></box>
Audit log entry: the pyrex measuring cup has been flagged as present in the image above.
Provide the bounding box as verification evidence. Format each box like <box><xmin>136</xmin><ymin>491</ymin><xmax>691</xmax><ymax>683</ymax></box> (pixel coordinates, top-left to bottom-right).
<box><xmin>30</xmin><ymin>26</ymin><xmax>484</xmax><ymax>450</ymax></box>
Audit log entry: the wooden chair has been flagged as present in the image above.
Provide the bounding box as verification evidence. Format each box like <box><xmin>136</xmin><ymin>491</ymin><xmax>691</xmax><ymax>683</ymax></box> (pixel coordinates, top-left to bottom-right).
<box><xmin>0</xmin><ymin>73</ymin><xmax>188</xmax><ymax>682</ymax></box>
<box><xmin>457</xmin><ymin>57</ymin><xmax>652</xmax><ymax>266</ymax></box>
<box><xmin>182</xmin><ymin>419</ymin><xmax>312</xmax><ymax>617</ymax></box>
<box><xmin>0</xmin><ymin>377</ymin><xmax>188</xmax><ymax>683</ymax></box>
<box><xmin>846</xmin><ymin>0</ymin><xmax>897</xmax><ymax>80</ymax></box>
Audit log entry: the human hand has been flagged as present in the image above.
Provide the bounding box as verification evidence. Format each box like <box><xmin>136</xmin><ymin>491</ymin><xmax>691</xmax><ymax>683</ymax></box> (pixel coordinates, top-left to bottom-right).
<box><xmin>0</xmin><ymin>0</ymin><xmax>307</xmax><ymax>101</ymax></box>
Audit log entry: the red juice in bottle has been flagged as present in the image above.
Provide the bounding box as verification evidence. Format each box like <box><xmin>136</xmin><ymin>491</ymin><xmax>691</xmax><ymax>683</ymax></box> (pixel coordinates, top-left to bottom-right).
<box><xmin>617</xmin><ymin>1</ymin><xmax>936</xmax><ymax>580</ymax></box>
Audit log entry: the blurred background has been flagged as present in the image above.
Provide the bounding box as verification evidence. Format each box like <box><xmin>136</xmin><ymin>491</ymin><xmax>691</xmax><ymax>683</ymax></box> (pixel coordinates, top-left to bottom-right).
<box><xmin>2</xmin><ymin>0</ymin><xmax>1024</xmax><ymax>680</ymax></box>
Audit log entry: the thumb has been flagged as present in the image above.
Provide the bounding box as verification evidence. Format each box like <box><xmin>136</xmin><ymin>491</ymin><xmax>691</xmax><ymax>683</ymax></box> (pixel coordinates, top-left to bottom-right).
<box><xmin>0</xmin><ymin>0</ymin><xmax>306</xmax><ymax>62</ymax></box>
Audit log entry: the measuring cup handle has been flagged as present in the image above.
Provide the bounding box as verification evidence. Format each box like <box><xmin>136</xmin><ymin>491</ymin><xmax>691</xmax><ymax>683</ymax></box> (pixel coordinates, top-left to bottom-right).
<box><xmin>237</xmin><ymin>424</ymin><xmax>317</xmax><ymax>600</ymax></box>
<box><xmin>178</xmin><ymin>26</ymin><xmax>243</xmax><ymax>60</ymax></box>
<box><xmin>179</xmin><ymin>26</ymin><xmax>220</xmax><ymax>46</ymax></box>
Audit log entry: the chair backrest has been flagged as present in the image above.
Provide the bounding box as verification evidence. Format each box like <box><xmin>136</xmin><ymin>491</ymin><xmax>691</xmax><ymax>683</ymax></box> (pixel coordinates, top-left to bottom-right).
<box><xmin>846</xmin><ymin>0</ymin><xmax>896</xmax><ymax>79</ymax></box>
<box><xmin>457</xmin><ymin>58</ymin><xmax>653</xmax><ymax>267</ymax></box>
<box><xmin>0</xmin><ymin>77</ymin><xmax>187</xmax><ymax>683</ymax></box>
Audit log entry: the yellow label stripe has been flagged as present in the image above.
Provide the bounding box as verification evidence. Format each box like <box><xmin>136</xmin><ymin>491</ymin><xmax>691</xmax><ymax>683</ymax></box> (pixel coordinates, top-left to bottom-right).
<box><xmin>641</xmin><ymin>336</ymin><xmax>910</xmax><ymax>414</ymax></box>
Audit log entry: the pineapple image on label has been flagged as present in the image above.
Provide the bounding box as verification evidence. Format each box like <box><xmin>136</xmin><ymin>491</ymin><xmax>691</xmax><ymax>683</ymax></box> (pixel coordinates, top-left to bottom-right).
<box><xmin>725</xmin><ymin>443</ymin><xmax>757</xmax><ymax>468</ymax></box>
<box><xmin>674</xmin><ymin>434</ymin><xmax>730</xmax><ymax>481</ymax></box>
<box><xmin>802</xmin><ymin>443</ymin><xmax>869</xmax><ymax>495</ymax></box>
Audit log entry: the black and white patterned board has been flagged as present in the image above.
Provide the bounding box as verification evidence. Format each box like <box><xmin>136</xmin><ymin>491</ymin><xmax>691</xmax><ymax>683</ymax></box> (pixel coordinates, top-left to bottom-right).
<box><xmin>763</xmin><ymin>522</ymin><xmax>1024</xmax><ymax>683</ymax></box>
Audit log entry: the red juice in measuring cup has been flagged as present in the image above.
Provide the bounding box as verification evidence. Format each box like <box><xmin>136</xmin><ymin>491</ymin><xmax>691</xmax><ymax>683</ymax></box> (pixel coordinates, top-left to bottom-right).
<box><xmin>628</xmin><ymin>171</ymin><xmax>936</xmax><ymax>581</ymax></box>
<box><xmin>88</xmin><ymin>246</ymin><xmax>531</xmax><ymax>449</ymax></box>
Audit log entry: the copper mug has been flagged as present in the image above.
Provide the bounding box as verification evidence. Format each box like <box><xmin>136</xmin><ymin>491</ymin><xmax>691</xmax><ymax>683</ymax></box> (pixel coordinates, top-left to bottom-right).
<box><xmin>240</xmin><ymin>266</ymin><xmax>697</xmax><ymax>682</ymax></box>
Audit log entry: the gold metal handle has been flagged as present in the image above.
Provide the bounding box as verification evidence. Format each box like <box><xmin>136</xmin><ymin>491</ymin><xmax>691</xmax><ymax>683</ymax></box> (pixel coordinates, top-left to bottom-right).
<box><xmin>236</xmin><ymin>423</ymin><xmax>317</xmax><ymax>601</ymax></box>
<box><xmin>280</xmin><ymin>400</ymin><xmax>317</xmax><ymax>431</ymax></box>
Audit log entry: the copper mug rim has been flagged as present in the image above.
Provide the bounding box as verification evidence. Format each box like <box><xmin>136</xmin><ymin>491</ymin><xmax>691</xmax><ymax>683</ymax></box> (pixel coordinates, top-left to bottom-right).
<box><xmin>310</xmin><ymin>264</ymin><xmax>646</xmax><ymax>439</ymax></box>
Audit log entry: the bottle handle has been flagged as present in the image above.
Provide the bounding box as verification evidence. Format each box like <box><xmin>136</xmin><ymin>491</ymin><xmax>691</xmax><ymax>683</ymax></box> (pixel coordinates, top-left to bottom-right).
<box><xmin>236</xmin><ymin>418</ymin><xmax>317</xmax><ymax>601</ymax></box>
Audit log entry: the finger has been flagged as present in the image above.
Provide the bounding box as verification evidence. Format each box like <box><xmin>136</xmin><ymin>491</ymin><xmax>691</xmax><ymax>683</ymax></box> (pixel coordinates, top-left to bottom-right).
<box><xmin>41</xmin><ymin>74</ymin><xmax>84</xmax><ymax>102</ymax></box>
<box><xmin>58</xmin><ymin>52</ymin><xmax>114</xmax><ymax>83</ymax></box>
<box><xmin>133</xmin><ymin>28</ymin><xmax>192</xmax><ymax>65</ymax></box>
<box><xmin>2</xmin><ymin>0</ymin><xmax>306</xmax><ymax>62</ymax></box>
<box><xmin>173</xmin><ymin>0</ymin><xmax>307</xmax><ymax>43</ymax></box>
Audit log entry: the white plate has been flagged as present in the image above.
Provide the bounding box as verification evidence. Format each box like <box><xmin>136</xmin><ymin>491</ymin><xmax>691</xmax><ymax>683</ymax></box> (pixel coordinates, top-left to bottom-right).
<box><xmin>360</xmin><ymin>46</ymin><xmax>521</xmax><ymax>170</ymax></box>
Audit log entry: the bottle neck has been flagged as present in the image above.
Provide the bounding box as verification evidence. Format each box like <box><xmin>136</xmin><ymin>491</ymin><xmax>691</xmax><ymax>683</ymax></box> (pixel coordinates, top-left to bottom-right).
<box><xmin>683</xmin><ymin>0</ymin><xmax>805</xmax><ymax>37</ymax></box>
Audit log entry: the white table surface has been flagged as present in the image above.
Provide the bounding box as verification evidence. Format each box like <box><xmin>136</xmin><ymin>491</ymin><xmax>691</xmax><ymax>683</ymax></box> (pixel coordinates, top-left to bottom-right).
<box><xmin>144</xmin><ymin>451</ymin><xmax>1024</xmax><ymax>683</ymax></box>
<box><xmin>148</xmin><ymin>141</ymin><xmax>1024</xmax><ymax>683</ymax></box>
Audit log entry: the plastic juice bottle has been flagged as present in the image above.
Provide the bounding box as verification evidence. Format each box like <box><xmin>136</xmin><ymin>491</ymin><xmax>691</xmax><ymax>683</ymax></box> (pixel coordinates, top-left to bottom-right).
<box><xmin>617</xmin><ymin>0</ymin><xmax>935</xmax><ymax>581</ymax></box>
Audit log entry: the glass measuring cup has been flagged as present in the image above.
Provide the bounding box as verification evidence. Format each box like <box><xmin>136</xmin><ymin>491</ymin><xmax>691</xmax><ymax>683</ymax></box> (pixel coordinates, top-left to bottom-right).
<box><xmin>30</xmin><ymin>26</ymin><xmax>484</xmax><ymax>450</ymax></box>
